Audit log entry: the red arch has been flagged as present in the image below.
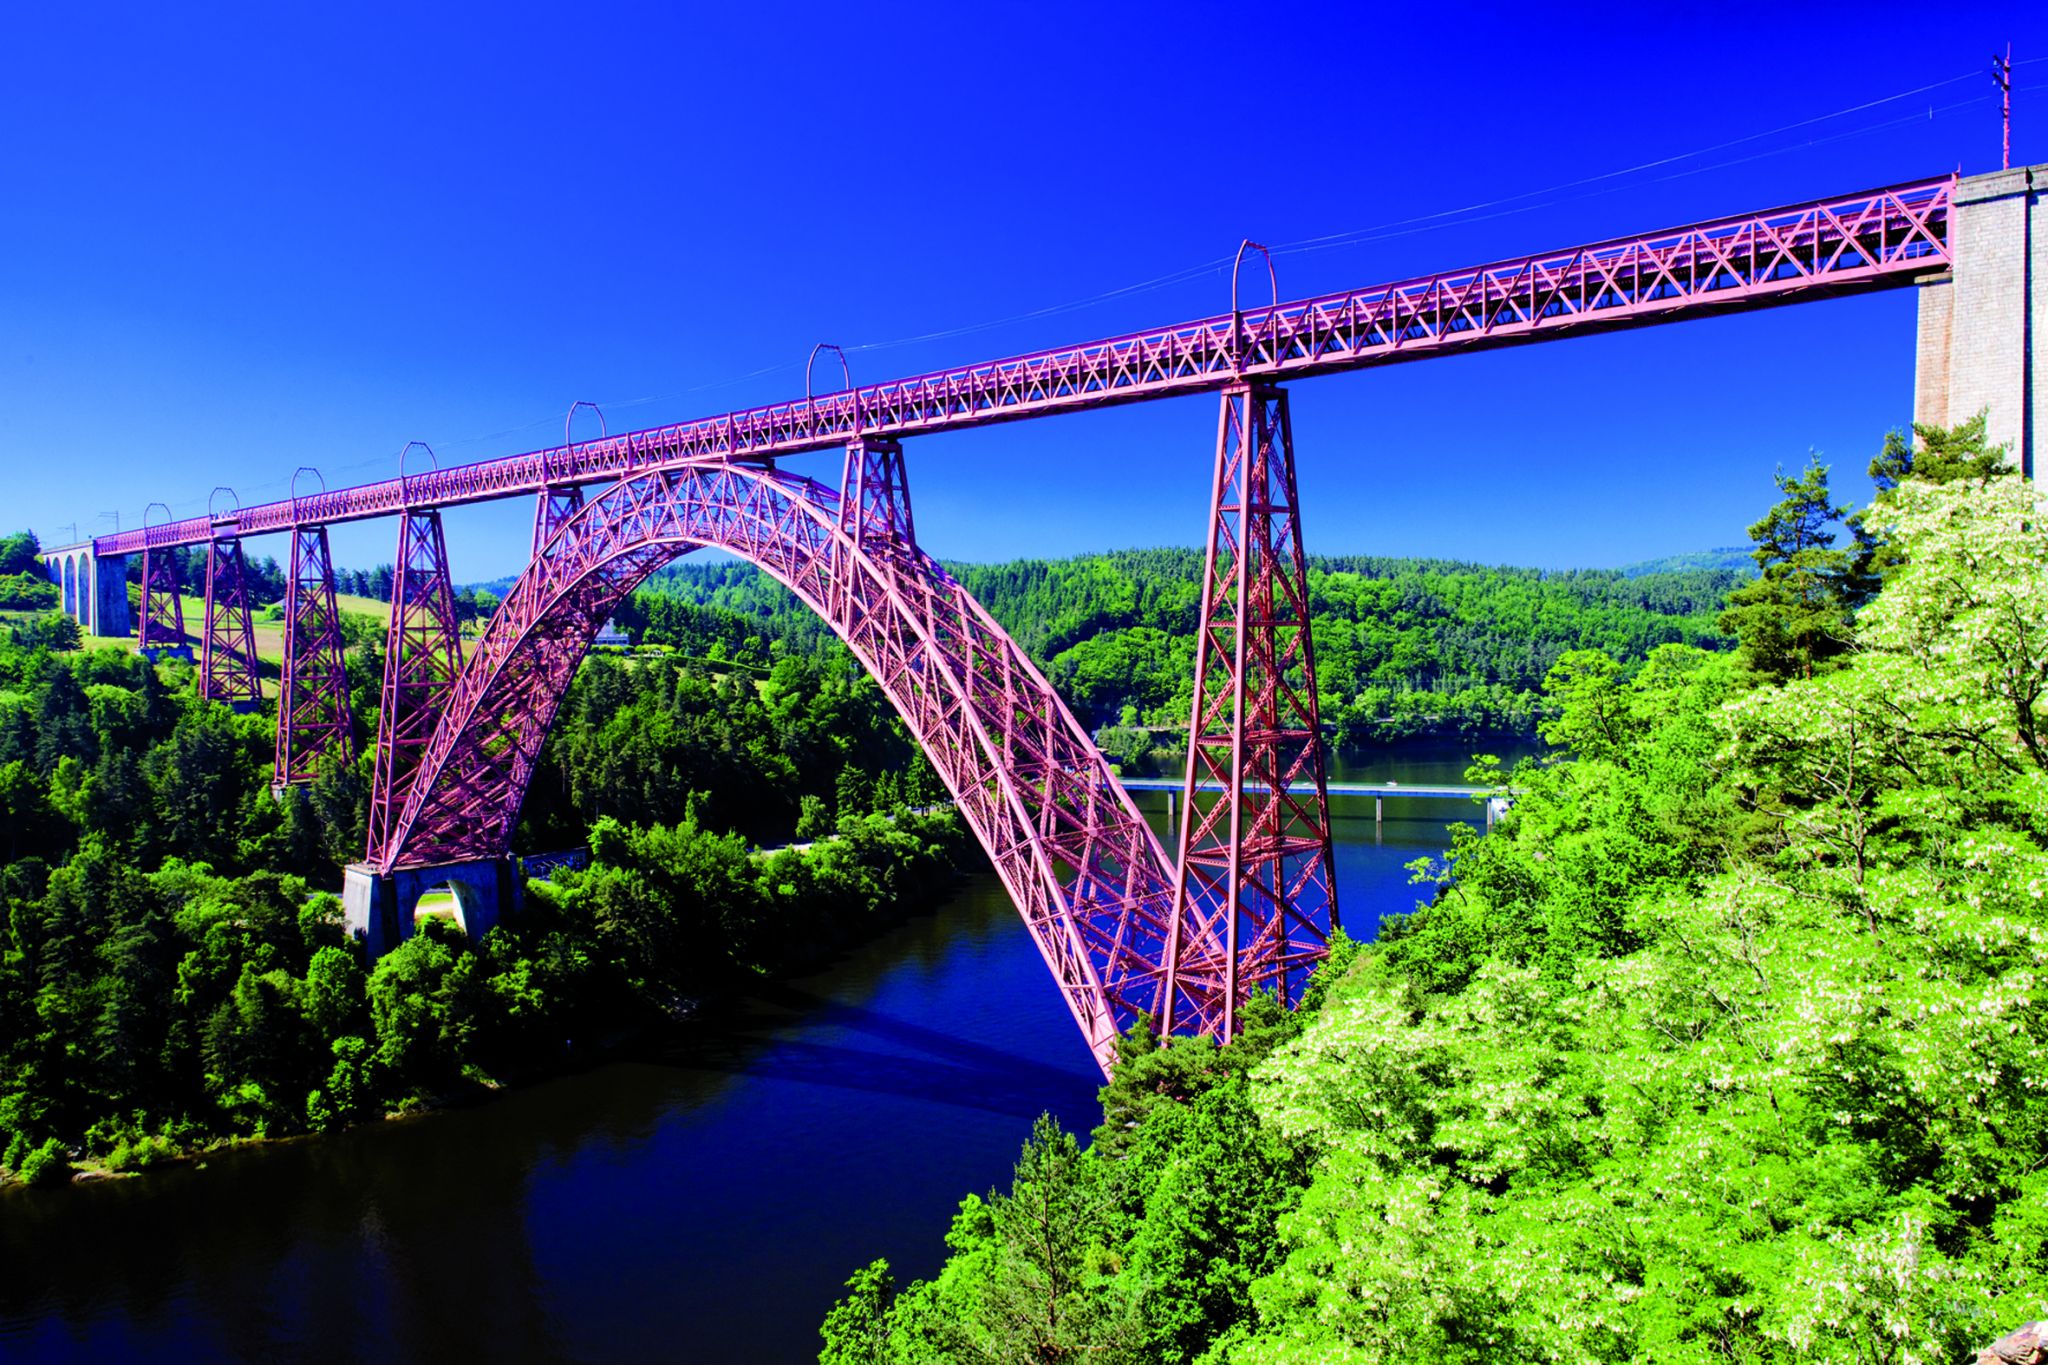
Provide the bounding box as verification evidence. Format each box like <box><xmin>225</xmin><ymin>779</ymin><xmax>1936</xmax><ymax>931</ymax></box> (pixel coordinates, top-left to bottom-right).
<box><xmin>383</xmin><ymin>461</ymin><xmax>1206</xmax><ymax>1068</ymax></box>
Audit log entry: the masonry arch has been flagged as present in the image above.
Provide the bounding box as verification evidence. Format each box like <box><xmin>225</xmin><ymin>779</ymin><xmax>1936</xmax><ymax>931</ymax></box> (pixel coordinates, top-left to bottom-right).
<box><xmin>381</xmin><ymin>460</ymin><xmax>1204</xmax><ymax>1067</ymax></box>
<box><xmin>62</xmin><ymin>557</ymin><xmax>76</xmax><ymax>619</ymax></box>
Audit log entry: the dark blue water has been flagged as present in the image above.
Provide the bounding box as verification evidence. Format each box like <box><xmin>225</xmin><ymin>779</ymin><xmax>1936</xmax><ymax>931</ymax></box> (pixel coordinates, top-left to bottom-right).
<box><xmin>0</xmin><ymin>741</ymin><xmax>1528</xmax><ymax>1364</ymax></box>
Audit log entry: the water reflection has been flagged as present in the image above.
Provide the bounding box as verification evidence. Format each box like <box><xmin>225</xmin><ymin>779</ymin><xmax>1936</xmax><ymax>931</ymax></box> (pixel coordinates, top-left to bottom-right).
<box><xmin>674</xmin><ymin>982</ymin><xmax>1096</xmax><ymax>1118</ymax></box>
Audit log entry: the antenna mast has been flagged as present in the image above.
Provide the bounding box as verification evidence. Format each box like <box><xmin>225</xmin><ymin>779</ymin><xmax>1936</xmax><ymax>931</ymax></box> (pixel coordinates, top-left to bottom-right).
<box><xmin>1993</xmin><ymin>44</ymin><xmax>2012</xmax><ymax>170</ymax></box>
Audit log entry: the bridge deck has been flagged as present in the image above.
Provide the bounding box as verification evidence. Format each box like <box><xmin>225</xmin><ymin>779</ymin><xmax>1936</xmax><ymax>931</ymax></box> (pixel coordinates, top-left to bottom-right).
<box><xmin>1117</xmin><ymin>777</ymin><xmax>1498</xmax><ymax>800</ymax></box>
<box><xmin>100</xmin><ymin>175</ymin><xmax>1953</xmax><ymax>556</ymax></box>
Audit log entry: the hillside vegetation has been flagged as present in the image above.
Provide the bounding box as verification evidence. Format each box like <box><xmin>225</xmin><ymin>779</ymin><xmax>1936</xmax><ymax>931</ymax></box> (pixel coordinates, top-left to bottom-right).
<box><xmin>822</xmin><ymin>419</ymin><xmax>2048</xmax><ymax>1364</ymax></box>
<box><xmin>1616</xmin><ymin>546</ymin><xmax>1757</xmax><ymax>577</ymax></box>
<box><xmin>626</xmin><ymin>548</ymin><xmax>1738</xmax><ymax>749</ymax></box>
<box><xmin>0</xmin><ymin>565</ymin><xmax>964</xmax><ymax>1185</ymax></box>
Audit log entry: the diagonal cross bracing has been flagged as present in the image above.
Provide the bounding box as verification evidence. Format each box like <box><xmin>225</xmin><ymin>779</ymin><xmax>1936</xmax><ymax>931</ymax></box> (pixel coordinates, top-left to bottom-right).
<box><xmin>275</xmin><ymin>525</ymin><xmax>357</xmax><ymax>786</ymax></box>
<box><xmin>99</xmin><ymin>176</ymin><xmax>1954</xmax><ymax>557</ymax></box>
<box><xmin>365</xmin><ymin>510</ymin><xmax>465</xmax><ymax>864</ymax></box>
<box><xmin>1163</xmin><ymin>385</ymin><xmax>1337</xmax><ymax>1041</ymax></box>
<box><xmin>138</xmin><ymin>543</ymin><xmax>185</xmax><ymax>649</ymax></box>
<box><xmin>199</xmin><ymin>536</ymin><xmax>263</xmax><ymax>706</ymax></box>
<box><xmin>532</xmin><ymin>485</ymin><xmax>583</xmax><ymax>555</ymax></box>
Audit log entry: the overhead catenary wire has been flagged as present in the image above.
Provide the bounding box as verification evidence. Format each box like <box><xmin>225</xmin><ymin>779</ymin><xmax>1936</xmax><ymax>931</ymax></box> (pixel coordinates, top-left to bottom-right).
<box><xmin>1267</xmin><ymin>68</ymin><xmax>1989</xmax><ymax>262</ymax></box>
<box><xmin>1270</xmin><ymin>91</ymin><xmax>2005</xmax><ymax>265</ymax></box>
<box><xmin>469</xmin><ymin>66</ymin><xmax>2018</xmax><ymax>439</ymax></box>
<box><xmin>113</xmin><ymin>63</ymin><xmax>2025</xmax><ymax>530</ymax></box>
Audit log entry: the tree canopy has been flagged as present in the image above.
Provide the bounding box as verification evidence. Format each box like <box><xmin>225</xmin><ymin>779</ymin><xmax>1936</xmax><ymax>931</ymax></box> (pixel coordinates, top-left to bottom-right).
<box><xmin>826</xmin><ymin>426</ymin><xmax>2048</xmax><ymax>1364</ymax></box>
<box><xmin>634</xmin><ymin>546</ymin><xmax>1740</xmax><ymax>755</ymax></box>
<box><xmin>0</xmin><ymin>562</ymin><xmax>971</xmax><ymax>1183</ymax></box>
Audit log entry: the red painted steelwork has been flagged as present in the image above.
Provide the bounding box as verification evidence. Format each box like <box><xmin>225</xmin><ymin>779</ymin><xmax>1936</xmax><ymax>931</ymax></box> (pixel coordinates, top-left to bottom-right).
<box><xmin>199</xmin><ymin>536</ymin><xmax>263</xmax><ymax>706</ymax></box>
<box><xmin>1162</xmin><ymin>385</ymin><xmax>1337</xmax><ymax>1041</ymax></box>
<box><xmin>99</xmin><ymin>172</ymin><xmax>1963</xmax><ymax>1068</ymax></box>
<box><xmin>832</xmin><ymin>437</ymin><xmax>914</xmax><ymax>623</ymax></box>
<box><xmin>138</xmin><ymin>541</ymin><xmax>185</xmax><ymax>650</ymax></box>
<box><xmin>378</xmin><ymin>460</ymin><xmax>1205</xmax><ymax>1072</ymax></box>
<box><xmin>275</xmin><ymin>525</ymin><xmax>356</xmax><ymax>786</ymax></box>
<box><xmin>532</xmin><ymin>486</ymin><xmax>583</xmax><ymax>555</ymax></box>
<box><xmin>532</xmin><ymin>403</ymin><xmax>601</xmax><ymax>553</ymax></box>
<box><xmin>96</xmin><ymin>177</ymin><xmax>1954</xmax><ymax>558</ymax></box>
<box><xmin>365</xmin><ymin>509</ymin><xmax>465</xmax><ymax>863</ymax></box>
<box><xmin>840</xmin><ymin>437</ymin><xmax>915</xmax><ymax>548</ymax></box>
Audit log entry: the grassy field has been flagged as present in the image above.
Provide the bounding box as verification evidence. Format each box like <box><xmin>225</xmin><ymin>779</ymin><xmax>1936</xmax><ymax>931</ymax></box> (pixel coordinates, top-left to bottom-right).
<box><xmin>242</xmin><ymin>592</ymin><xmax>395</xmax><ymax>670</ymax></box>
<box><xmin>133</xmin><ymin>592</ymin><xmax>401</xmax><ymax>700</ymax></box>
<box><xmin>412</xmin><ymin>888</ymin><xmax>459</xmax><ymax>918</ymax></box>
<box><xmin>0</xmin><ymin>593</ymin><xmax>396</xmax><ymax>699</ymax></box>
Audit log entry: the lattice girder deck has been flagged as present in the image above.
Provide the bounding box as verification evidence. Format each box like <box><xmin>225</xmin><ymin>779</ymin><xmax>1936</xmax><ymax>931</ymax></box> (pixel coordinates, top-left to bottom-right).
<box><xmin>95</xmin><ymin>178</ymin><xmax>1955</xmax><ymax>559</ymax></box>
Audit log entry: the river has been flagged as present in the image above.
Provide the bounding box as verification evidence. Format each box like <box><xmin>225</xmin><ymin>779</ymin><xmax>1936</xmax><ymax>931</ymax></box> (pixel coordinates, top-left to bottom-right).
<box><xmin>0</xmin><ymin>741</ymin><xmax>1532</xmax><ymax>1364</ymax></box>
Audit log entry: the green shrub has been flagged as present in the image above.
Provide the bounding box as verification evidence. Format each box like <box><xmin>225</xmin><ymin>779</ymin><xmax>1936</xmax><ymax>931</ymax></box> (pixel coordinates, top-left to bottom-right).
<box><xmin>102</xmin><ymin>1132</ymin><xmax>176</xmax><ymax>1172</ymax></box>
<box><xmin>18</xmin><ymin>1137</ymin><xmax>71</xmax><ymax>1187</ymax></box>
<box><xmin>0</xmin><ymin>571</ymin><xmax>59</xmax><ymax>611</ymax></box>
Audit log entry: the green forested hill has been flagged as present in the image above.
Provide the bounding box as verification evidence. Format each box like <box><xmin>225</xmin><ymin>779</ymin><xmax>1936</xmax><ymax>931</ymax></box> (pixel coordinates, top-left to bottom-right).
<box><xmin>1615</xmin><ymin>546</ymin><xmax>1758</xmax><ymax>577</ymax></box>
<box><xmin>629</xmin><ymin>549</ymin><xmax>1739</xmax><ymax>745</ymax></box>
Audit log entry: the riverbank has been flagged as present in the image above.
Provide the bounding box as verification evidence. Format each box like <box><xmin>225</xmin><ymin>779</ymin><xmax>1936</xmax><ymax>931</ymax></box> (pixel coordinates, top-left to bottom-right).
<box><xmin>6</xmin><ymin>732</ymin><xmax>1523</xmax><ymax>1195</ymax></box>
<box><xmin>0</xmin><ymin>754</ymin><xmax>1490</xmax><ymax>1363</ymax></box>
<box><xmin>0</xmin><ymin>805</ymin><xmax>979</xmax><ymax>1193</ymax></box>
<box><xmin>1101</xmin><ymin>729</ymin><xmax>1549</xmax><ymax>782</ymax></box>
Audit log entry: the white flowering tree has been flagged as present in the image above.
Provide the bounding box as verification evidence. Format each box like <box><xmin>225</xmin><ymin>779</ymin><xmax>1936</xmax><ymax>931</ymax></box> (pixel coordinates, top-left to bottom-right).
<box><xmin>1233</xmin><ymin>470</ymin><xmax>2048</xmax><ymax>1363</ymax></box>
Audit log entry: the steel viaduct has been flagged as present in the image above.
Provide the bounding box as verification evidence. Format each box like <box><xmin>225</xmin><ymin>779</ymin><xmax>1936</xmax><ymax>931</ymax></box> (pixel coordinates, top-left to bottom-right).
<box><xmin>36</xmin><ymin>163</ymin><xmax>2043</xmax><ymax>1072</ymax></box>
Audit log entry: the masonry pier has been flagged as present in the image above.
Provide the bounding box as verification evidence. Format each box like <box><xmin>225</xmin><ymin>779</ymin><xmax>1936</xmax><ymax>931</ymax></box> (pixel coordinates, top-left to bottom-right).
<box><xmin>33</xmin><ymin>543</ymin><xmax>133</xmax><ymax>639</ymax></box>
<box><xmin>342</xmin><ymin>858</ymin><xmax>524</xmax><ymax>958</ymax></box>
<box><xmin>1914</xmin><ymin>163</ymin><xmax>2044</xmax><ymax>473</ymax></box>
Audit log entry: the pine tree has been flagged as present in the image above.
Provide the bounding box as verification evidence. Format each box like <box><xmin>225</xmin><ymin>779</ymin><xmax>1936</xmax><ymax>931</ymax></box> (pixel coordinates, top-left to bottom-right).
<box><xmin>1717</xmin><ymin>460</ymin><xmax>1856</xmax><ymax>682</ymax></box>
<box><xmin>33</xmin><ymin>667</ymin><xmax>94</xmax><ymax>774</ymax></box>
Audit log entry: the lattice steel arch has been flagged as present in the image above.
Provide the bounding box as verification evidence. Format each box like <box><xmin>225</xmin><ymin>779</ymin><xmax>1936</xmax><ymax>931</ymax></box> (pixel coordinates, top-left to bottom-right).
<box><xmin>380</xmin><ymin>461</ymin><xmax>1218</xmax><ymax>1071</ymax></box>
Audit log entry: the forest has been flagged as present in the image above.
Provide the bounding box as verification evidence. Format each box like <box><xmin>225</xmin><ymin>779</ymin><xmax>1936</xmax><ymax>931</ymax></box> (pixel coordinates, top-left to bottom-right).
<box><xmin>11</xmin><ymin>410</ymin><xmax>2028</xmax><ymax>1362</ymax></box>
<box><xmin>0</xmin><ymin>532</ymin><xmax>60</xmax><ymax>612</ymax></box>
<box><xmin>0</xmin><ymin>568</ymin><xmax>967</xmax><ymax>1184</ymax></box>
<box><xmin>625</xmin><ymin>546</ymin><xmax>1740</xmax><ymax>757</ymax></box>
<box><xmin>820</xmin><ymin>416</ymin><xmax>2048</xmax><ymax>1363</ymax></box>
<box><xmin>0</xmin><ymin>460</ymin><xmax>1798</xmax><ymax>1194</ymax></box>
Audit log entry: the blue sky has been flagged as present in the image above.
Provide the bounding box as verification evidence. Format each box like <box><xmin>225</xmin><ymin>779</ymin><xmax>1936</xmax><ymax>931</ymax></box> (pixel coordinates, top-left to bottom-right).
<box><xmin>3</xmin><ymin>2</ymin><xmax>2042</xmax><ymax>578</ymax></box>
